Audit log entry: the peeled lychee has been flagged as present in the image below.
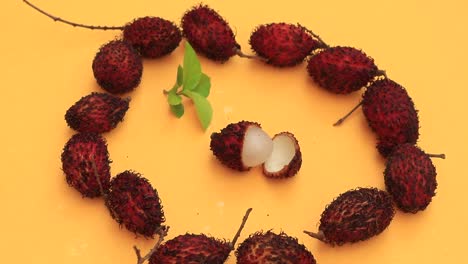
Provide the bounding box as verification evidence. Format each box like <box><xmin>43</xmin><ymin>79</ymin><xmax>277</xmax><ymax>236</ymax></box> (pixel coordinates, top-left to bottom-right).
<box><xmin>305</xmin><ymin>187</ymin><xmax>395</xmax><ymax>245</ymax></box>
<box><xmin>210</xmin><ymin>121</ymin><xmax>273</xmax><ymax>171</ymax></box>
<box><xmin>123</xmin><ymin>17</ymin><xmax>182</xmax><ymax>58</ymax></box>
<box><xmin>92</xmin><ymin>40</ymin><xmax>143</xmax><ymax>94</ymax></box>
<box><xmin>307</xmin><ymin>46</ymin><xmax>379</xmax><ymax>94</ymax></box>
<box><xmin>385</xmin><ymin>144</ymin><xmax>444</xmax><ymax>213</ymax></box>
<box><xmin>250</xmin><ymin>23</ymin><xmax>324</xmax><ymax>67</ymax></box>
<box><xmin>65</xmin><ymin>92</ymin><xmax>130</xmax><ymax>133</ymax></box>
<box><xmin>182</xmin><ymin>4</ymin><xmax>240</xmax><ymax>61</ymax></box>
<box><xmin>61</xmin><ymin>133</ymin><xmax>111</xmax><ymax>198</ymax></box>
<box><xmin>107</xmin><ymin>171</ymin><xmax>164</xmax><ymax>237</ymax></box>
<box><xmin>263</xmin><ymin>132</ymin><xmax>302</xmax><ymax>178</ymax></box>
<box><xmin>236</xmin><ymin>231</ymin><xmax>316</xmax><ymax>263</ymax></box>
<box><xmin>149</xmin><ymin>233</ymin><xmax>231</xmax><ymax>264</ymax></box>
<box><xmin>362</xmin><ymin>79</ymin><xmax>419</xmax><ymax>157</ymax></box>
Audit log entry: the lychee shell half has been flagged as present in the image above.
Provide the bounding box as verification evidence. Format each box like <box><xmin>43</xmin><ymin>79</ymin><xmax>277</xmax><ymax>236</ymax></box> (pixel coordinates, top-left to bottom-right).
<box><xmin>263</xmin><ymin>132</ymin><xmax>302</xmax><ymax>178</ymax></box>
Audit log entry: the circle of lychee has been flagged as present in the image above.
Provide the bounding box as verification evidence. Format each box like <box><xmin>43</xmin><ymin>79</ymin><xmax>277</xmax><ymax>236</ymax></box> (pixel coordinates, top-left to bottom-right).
<box><xmin>24</xmin><ymin>0</ymin><xmax>445</xmax><ymax>263</ymax></box>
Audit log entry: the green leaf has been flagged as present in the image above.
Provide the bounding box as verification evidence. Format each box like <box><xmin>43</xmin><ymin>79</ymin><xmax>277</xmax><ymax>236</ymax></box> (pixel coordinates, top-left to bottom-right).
<box><xmin>185</xmin><ymin>91</ymin><xmax>213</xmax><ymax>130</ymax></box>
<box><xmin>176</xmin><ymin>65</ymin><xmax>183</xmax><ymax>86</ymax></box>
<box><xmin>193</xmin><ymin>73</ymin><xmax>211</xmax><ymax>97</ymax></box>
<box><xmin>167</xmin><ymin>90</ymin><xmax>182</xmax><ymax>105</ymax></box>
<box><xmin>170</xmin><ymin>104</ymin><xmax>184</xmax><ymax>118</ymax></box>
<box><xmin>183</xmin><ymin>42</ymin><xmax>202</xmax><ymax>91</ymax></box>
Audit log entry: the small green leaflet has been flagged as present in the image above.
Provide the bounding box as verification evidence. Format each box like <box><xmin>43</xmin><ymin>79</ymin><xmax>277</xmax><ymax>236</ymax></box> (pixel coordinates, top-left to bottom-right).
<box><xmin>164</xmin><ymin>42</ymin><xmax>213</xmax><ymax>130</ymax></box>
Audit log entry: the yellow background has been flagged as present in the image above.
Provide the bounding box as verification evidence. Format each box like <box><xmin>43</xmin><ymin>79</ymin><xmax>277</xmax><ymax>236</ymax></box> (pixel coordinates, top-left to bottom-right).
<box><xmin>1</xmin><ymin>0</ymin><xmax>467</xmax><ymax>263</ymax></box>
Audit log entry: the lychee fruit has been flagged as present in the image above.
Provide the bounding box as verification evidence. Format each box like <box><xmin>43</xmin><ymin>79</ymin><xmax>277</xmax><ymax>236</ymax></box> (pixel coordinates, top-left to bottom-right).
<box><xmin>263</xmin><ymin>132</ymin><xmax>302</xmax><ymax>178</ymax></box>
<box><xmin>149</xmin><ymin>233</ymin><xmax>231</xmax><ymax>264</ymax></box>
<box><xmin>249</xmin><ymin>23</ymin><xmax>324</xmax><ymax>67</ymax></box>
<box><xmin>65</xmin><ymin>92</ymin><xmax>130</xmax><ymax>133</ymax></box>
<box><xmin>210</xmin><ymin>121</ymin><xmax>274</xmax><ymax>171</ymax></box>
<box><xmin>304</xmin><ymin>187</ymin><xmax>395</xmax><ymax>245</ymax></box>
<box><xmin>61</xmin><ymin>133</ymin><xmax>111</xmax><ymax>198</ymax></box>
<box><xmin>181</xmin><ymin>4</ymin><xmax>240</xmax><ymax>62</ymax></box>
<box><xmin>236</xmin><ymin>231</ymin><xmax>316</xmax><ymax>264</ymax></box>
<box><xmin>385</xmin><ymin>144</ymin><xmax>445</xmax><ymax>213</ymax></box>
<box><xmin>107</xmin><ymin>171</ymin><xmax>164</xmax><ymax>237</ymax></box>
<box><xmin>123</xmin><ymin>17</ymin><xmax>182</xmax><ymax>58</ymax></box>
<box><xmin>362</xmin><ymin>79</ymin><xmax>420</xmax><ymax>157</ymax></box>
<box><xmin>149</xmin><ymin>208</ymin><xmax>252</xmax><ymax>263</ymax></box>
<box><xmin>92</xmin><ymin>40</ymin><xmax>143</xmax><ymax>94</ymax></box>
<box><xmin>307</xmin><ymin>46</ymin><xmax>379</xmax><ymax>94</ymax></box>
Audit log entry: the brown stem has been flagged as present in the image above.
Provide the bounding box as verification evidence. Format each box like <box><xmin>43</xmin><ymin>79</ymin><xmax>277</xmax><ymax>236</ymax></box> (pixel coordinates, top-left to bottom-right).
<box><xmin>23</xmin><ymin>0</ymin><xmax>124</xmax><ymax>30</ymax></box>
<box><xmin>230</xmin><ymin>208</ymin><xmax>253</xmax><ymax>249</ymax></box>
<box><xmin>303</xmin><ymin>230</ymin><xmax>326</xmax><ymax>242</ymax></box>
<box><xmin>235</xmin><ymin>48</ymin><xmax>267</xmax><ymax>62</ymax></box>
<box><xmin>90</xmin><ymin>157</ymin><xmax>119</xmax><ymax>221</ymax></box>
<box><xmin>333</xmin><ymin>101</ymin><xmax>363</xmax><ymax>126</ymax></box>
<box><xmin>303</xmin><ymin>26</ymin><xmax>330</xmax><ymax>49</ymax></box>
<box><xmin>134</xmin><ymin>226</ymin><xmax>169</xmax><ymax>264</ymax></box>
<box><xmin>427</xmin><ymin>153</ymin><xmax>446</xmax><ymax>159</ymax></box>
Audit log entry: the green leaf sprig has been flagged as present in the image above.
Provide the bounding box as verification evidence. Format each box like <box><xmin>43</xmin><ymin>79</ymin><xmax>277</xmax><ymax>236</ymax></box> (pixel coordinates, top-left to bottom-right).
<box><xmin>164</xmin><ymin>42</ymin><xmax>213</xmax><ymax>130</ymax></box>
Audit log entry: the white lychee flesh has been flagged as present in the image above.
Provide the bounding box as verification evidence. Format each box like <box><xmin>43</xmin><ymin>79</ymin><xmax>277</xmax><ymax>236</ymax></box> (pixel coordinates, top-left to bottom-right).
<box><xmin>241</xmin><ymin>126</ymin><xmax>274</xmax><ymax>167</ymax></box>
<box><xmin>264</xmin><ymin>133</ymin><xmax>296</xmax><ymax>172</ymax></box>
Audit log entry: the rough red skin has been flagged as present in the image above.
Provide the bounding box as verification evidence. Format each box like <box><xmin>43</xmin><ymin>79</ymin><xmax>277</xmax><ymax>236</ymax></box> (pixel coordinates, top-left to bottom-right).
<box><xmin>362</xmin><ymin>79</ymin><xmax>419</xmax><ymax>157</ymax></box>
<box><xmin>149</xmin><ymin>234</ymin><xmax>231</xmax><ymax>264</ymax></box>
<box><xmin>61</xmin><ymin>133</ymin><xmax>111</xmax><ymax>198</ymax></box>
<box><xmin>210</xmin><ymin>121</ymin><xmax>260</xmax><ymax>171</ymax></box>
<box><xmin>263</xmin><ymin>132</ymin><xmax>302</xmax><ymax>179</ymax></box>
<box><xmin>307</xmin><ymin>46</ymin><xmax>378</xmax><ymax>94</ymax></box>
<box><xmin>317</xmin><ymin>188</ymin><xmax>395</xmax><ymax>245</ymax></box>
<box><xmin>384</xmin><ymin>144</ymin><xmax>437</xmax><ymax>213</ymax></box>
<box><xmin>250</xmin><ymin>23</ymin><xmax>323</xmax><ymax>67</ymax></box>
<box><xmin>92</xmin><ymin>40</ymin><xmax>143</xmax><ymax>94</ymax></box>
<box><xmin>65</xmin><ymin>92</ymin><xmax>129</xmax><ymax>133</ymax></box>
<box><xmin>236</xmin><ymin>231</ymin><xmax>316</xmax><ymax>264</ymax></box>
<box><xmin>182</xmin><ymin>5</ymin><xmax>239</xmax><ymax>61</ymax></box>
<box><xmin>123</xmin><ymin>17</ymin><xmax>182</xmax><ymax>58</ymax></box>
<box><xmin>107</xmin><ymin>171</ymin><xmax>164</xmax><ymax>237</ymax></box>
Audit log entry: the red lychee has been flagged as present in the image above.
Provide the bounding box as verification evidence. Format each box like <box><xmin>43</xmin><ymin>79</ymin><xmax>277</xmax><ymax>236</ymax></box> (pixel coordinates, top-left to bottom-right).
<box><xmin>92</xmin><ymin>40</ymin><xmax>143</xmax><ymax>94</ymax></box>
<box><xmin>250</xmin><ymin>23</ymin><xmax>324</xmax><ymax>67</ymax></box>
<box><xmin>123</xmin><ymin>17</ymin><xmax>182</xmax><ymax>58</ymax></box>
<box><xmin>236</xmin><ymin>231</ymin><xmax>316</xmax><ymax>264</ymax></box>
<box><xmin>307</xmin><ymin>46</ymin><xmax>379</xmax><ymax>94</ymax></box>
<box><xmin>61</xmin><ymin>133</ymin><xmax>111</xmax><ymax>198</ymax></box>
<box><xmin>385</xmin><ymin>144</ymin><xmax>444</xmax><ymax>213</ymax></box>
<box><xmin>362</xmin><ymin>79</ymin><xmax>420</xmax><ymax>157</ymax></box>
<box><xmin>107</xmin><ymin>171</ymin><xmax>164</xmax><ymax>237</ymax></box>
<box><xmin>65</xmin><ymin>92</ymin><xmax>130</xmax><ymax>133</ymax></box>
<box><xmin>305</xmin><ymin>187</ymin><xmax>395</xmax><ymax>245</ymax></box>
<box><xmin>181</xmin><ymin>4</ymin><xmax>239</xmax><ymax>61</ymax></box>
<box><xmin>210</xmin><ymin>121</ymin><xmax>273</xmax><ymax>171</ymax></box>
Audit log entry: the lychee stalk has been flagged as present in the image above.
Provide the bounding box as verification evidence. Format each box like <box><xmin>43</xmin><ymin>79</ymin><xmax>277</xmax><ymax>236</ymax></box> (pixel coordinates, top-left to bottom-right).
<box><xmin>303</xmin><ymin>230</ymin><xmax>326</xmax><ymax>242</ymax></box>
<box><xmin>230</xmin><ymin>208</ymin><xmax>253</xmax><ymax>249</ymax></box>
<box><xmin>134</xmin><ymin>226</ymin><xmax>169</xmax><ymax>264</ymax></box>
<box><xmin>90</xmin><ymin>157</ymin><xmax>119</xmax><ymax>221</ymax></box>
<box><xmin>23</xmin><ymin>0</ymin><xmax>124</xmax><ymax>30</ymax></box>
<box><xmin>427</xmin><ymin>153</ymin><xmax>446</xmax><ymax>159</ymax></box>
<box><xmin>333</xmin><ymin>101</ymin><xmax>363</xmax><ymax>126</ymax></box>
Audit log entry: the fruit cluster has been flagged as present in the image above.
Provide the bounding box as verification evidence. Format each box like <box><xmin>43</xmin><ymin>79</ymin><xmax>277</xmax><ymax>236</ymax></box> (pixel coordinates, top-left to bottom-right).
<box><xmin>24</xmin><ymin>0</ymin><xmax>445</xmax><ymax>263</ymax></box>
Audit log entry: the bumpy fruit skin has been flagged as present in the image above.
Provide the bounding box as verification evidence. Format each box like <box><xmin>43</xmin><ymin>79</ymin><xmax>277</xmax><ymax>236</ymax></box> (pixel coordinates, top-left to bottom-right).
<box><xmin>263</xmin><ymin>132</ymin><xmax>302</xmax><ymax>179</ymax></box>
<box><xmin>384</xmin><ymin>144</ymin><xmax>437</xmax><ymax>213</ymax></box>
<box><xmin>107</xmin><ymin>171</ymin><xmax>164</xmax><ymax>237</ymax></box>
<box><xmin>210</xmin><ymin>121</ymin><xmax>260</xmax><ymax>171</ymax></box>
<box><xmin>92</xmin><ymin>40</ymin><xmax>143</xmax><ymax>94</ymax></box>
<box><xmin>182</xmin><ymin>5</ymin><xmax>239</xmax><ymax>61</ymax></box>
<box><xmin>61</xmin><ymin>133</ymin><xmax>111</xmax><ymax>198</ymax></box>
<box><xmin>250</xmin><ymin>23</ymin><xmax>323</xmax><ymax>67</ymax></box>
<box><xmin>362</xmin><ymin>79</ymin><xmax>419</xmax><ymax>157</ymax></box>
<box><xmin>149</xmin><ymin>233</ymin><xmax>231</xmax><ymax>264</ymax></box>
<box><xmin>307</xmin><ymin>46</ymin><xmax>378</xmax><ymax>94</ymax></box>
<box><xmin>236</xmin><ymin>231</ymin><xmax>316</xmax><ymax>264</ymax></box>
<box><xmin>317</xmin><ymin>187</ymin><xmax>395</xmax><ymax>245</ymax></box>
<box><xmin>65</xmin><ymin>92</ymin><xmax>129</xmax><ymax>133</ymax></box>
<box><xmin>123</xmin><ymin>17</ymin><xmax>182</xmax><ymax>58</ymax></box>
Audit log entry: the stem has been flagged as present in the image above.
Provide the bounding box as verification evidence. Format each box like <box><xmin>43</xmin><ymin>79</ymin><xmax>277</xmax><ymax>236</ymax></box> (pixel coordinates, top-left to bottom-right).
<box><xmin>303</xmin><ymin>26</ymin><xmax>330</xmax><ymax>49</ymax></box>
<box><xmin>427</xmin><ymin>153</ymin><xmax>446</xmax><ymax>159</ymax></box>
<box><xmin>90</xmin><ymin>157</ymin><xmax>119</xmax><ymax>221</ymax></box>
<box><xmin>23</xmin><ymin>0</ymin><xmax>124</xmax><ymax>30</ymax></box>
<box><xmin>230</xmin><ymin>208</ymin><xmax>253</xmax><ymax>249</ymax></box>
<box><xmin>134</xmin><ymin>226</ymin><xmax>169</xmax><ymax>264</ymax></box>
<box><xmin>235</xmin><ymin>48</ymin><xmax>267</xmax><ymax>61</ymax></box>
<box><xmin>303</xmin><ymin>230</ymin><xmax>326</xmax><ymax>242</ymax></box>
<box><xmin>333</xmin><ymin>101</ymin><xmax>363</xmax><ymax>126</ymax></box>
